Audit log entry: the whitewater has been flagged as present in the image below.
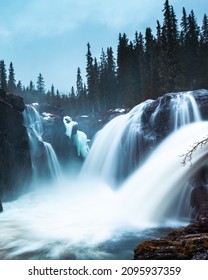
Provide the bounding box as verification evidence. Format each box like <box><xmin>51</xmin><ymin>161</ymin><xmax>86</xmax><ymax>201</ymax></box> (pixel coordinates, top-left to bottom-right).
<box><xmin>0</xmin><ymin>91</ymin><xmax>208</xmax><ymax>259</ymax></box>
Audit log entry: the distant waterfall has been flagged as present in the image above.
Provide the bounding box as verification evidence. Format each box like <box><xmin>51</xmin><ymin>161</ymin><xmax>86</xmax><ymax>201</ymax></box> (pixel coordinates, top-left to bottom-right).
<box><xmin>23</xmin><ymin>105</ymin><xmax>62</xmax><ymax>182</ymax></box>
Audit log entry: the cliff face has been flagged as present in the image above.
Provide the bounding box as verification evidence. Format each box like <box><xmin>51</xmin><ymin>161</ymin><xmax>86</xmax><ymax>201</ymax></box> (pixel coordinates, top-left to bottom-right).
<box><xmin>0</xmin><ymin>90</ymin><xmax>32</xmax><ymax>201</ymax></box>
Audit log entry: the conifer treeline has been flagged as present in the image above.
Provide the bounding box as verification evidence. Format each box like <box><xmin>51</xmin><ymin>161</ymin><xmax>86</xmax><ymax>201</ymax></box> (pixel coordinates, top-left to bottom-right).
<box><xmin>0</xmin><ymin>0</ymin><xmax>208</xmax><ymax>116</ymax></box>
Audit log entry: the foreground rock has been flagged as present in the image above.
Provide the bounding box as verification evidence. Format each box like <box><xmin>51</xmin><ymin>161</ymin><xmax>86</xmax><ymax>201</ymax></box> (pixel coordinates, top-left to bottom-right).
<box><xmin>134</xmin><ymin>220</ymin><xmax>208</xmax><ymax>260</ymax></box>
<box><xmin>134</xmin><ymin>186</ymin><xmax>208</xmax><ymax>260</ymax></box>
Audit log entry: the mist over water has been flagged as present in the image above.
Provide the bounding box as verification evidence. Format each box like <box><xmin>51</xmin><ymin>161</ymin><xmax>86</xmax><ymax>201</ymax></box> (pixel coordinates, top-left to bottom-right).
<box><xmin>0</xmin><ymin>91</ymin><xmax>208</xmax><ymax>259</ymax></box>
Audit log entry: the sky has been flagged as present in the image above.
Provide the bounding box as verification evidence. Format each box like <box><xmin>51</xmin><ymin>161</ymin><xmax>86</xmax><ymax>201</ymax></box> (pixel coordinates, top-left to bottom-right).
<box><xmin>0</xmin><ymin>0</ymin><xmax>207</xmax><ymax>94</ymax></box>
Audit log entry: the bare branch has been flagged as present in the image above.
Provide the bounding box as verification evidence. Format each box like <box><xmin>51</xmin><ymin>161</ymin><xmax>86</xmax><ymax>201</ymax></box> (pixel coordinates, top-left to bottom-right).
<box><xmin>180</xmin><ymin>136</ymin><xmax>208</xmax><ymax>166</ymax></box>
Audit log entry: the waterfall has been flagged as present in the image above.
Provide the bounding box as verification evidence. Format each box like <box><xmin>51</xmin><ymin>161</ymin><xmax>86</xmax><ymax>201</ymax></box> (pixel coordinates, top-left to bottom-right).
<box><xmin>80</xmin><ymin>100</ymin><xmax>154</xmax><ymax>185</ymax></box>
<box><xmin>1</xmin><ymin>121</ymin><xmax>208</xmax><ymax>259</ymax></box>
<box><xmin>81</xmin><ymin>91</ymin><xmax>202</xmax><ymax>186</ymax></box>
<box><xmin>0</xmin><ymin>90</ymin><xmax>207</xmax><ymax>260</ymax></box>
<box><xmin>23</xmin><ymin>105</ymin><xmax>62</xmax><ymax>182</ymax></box>
<box><xmin>118</xmin><ymin>122</ymin><xmax>208</xmax><ymax>226</ymax></box>
<box><xmin>170</xmin><ymin>91</ymin><xmax>201</xmax><ymax>129</ymax></box>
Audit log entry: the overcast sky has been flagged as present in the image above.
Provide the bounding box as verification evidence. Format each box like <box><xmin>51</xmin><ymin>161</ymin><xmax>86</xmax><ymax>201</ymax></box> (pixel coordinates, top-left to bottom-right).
<box><xmin>0</xmin><ymin>0</ymin><xmax>207</xmax><ymax>94</ymax></box>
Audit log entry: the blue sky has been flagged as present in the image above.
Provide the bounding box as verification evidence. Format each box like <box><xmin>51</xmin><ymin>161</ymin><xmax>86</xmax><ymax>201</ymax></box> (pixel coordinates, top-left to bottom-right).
<box><xmin>0</xmin><ymin>0</ymin><xmax>207</xmax><ymax>94</ymax></box>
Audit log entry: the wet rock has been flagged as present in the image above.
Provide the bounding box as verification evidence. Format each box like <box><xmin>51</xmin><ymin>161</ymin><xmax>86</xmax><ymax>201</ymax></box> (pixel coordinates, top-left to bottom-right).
<box><xmin>134</xmin><ymin>188</ymin><xmax>208</xmax><ymax>260</ymax></box>
<box><xmin>0</xmin><ymin>199</ymin><xmax>3</xmax><ymax>212</ymax></box>
<box><xmin>0</xmin><ymin>91</ymin><xmax>32</xmax><ymax>200</ymax></box>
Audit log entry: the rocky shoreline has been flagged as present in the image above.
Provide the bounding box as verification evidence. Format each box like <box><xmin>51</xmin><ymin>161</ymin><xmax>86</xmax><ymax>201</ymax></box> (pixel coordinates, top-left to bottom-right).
<box><xmin>134</xmin><ymin>186</ymin><xmax>208</xmax><ymax>260</ymax></box>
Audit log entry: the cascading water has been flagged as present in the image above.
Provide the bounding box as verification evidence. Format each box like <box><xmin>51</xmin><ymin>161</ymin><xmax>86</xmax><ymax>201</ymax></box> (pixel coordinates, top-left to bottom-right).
<box><xmin>23</xmin><ymin>105</ymin><xmax>62</xmax><ymax>182</ymax></box>
<box><xmin>80</xmin><ymin>100</ymin><xmax>153</xmax><ymax>186</ymax></box>
<box><xmin>0</xmin><ymin>90</ymin><xmax>207</xmax><ymax>260</ymax></box>
<box><xmin>81</xmin><ymin>91</ymin><xmax>202</xmax><ymax>186</ymax></box>
<box><xmin>170</xmin><ymin>91</ymin><xmax>201</xmax><ymax>129</ymax></box>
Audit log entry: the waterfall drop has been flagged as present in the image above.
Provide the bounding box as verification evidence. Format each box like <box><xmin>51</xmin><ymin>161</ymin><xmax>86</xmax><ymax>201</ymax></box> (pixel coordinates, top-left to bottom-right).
<box><xmin>23</xmin><ymin>105</ymin><xmax>62</xmax><ymax>182</ymax></box>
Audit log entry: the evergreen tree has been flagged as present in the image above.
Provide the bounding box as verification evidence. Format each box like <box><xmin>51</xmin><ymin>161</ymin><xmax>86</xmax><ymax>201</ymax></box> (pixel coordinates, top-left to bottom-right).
<box><xmin>51</xmin><ymin>84</ymin><xmax>55</xmax><ymax>97</ymax></box>
<box><xmin>117</xmin><ymin>33</ymin><xmax>130</xmax><ymax>107</ymax></box>
<box><xmin>106</xmin><ymin>47</ymin><xmax>117</xmax><ymax>108</ymax></box>
<box><xmin>134</xmin><ymin>31</ymin><xmax>145</xmax><ymax>101</ymax></box>
<box><xmin>161</xmin><ymin>0</ymin><xmax>181</xmax><ymax>92</ymax></box>
<box><xmin>16</xmin><ymin>80</ymin><xmax>23</xmax><ymax>95</ymax></box>
<box><xmin>99</xmin><ymin>48</ymin><xmax>108</xmax><ymax>110</ymax></box>
<box><xmin>86</xmin><ymin>43</ymin><xmax>95</xmax><ymax>112</ymax></box>
<box><xmin>180</xmin><ymin>7</ymin><xmax>188</xmax><ymax>45</ymax></box>
<box><xmin>7</xmin><ymin>62</ymin><xmax>16</xmax><ymax>92</ymax></box>
<box><xmin>76</xmin><ymin>67</ymin><xmax>84</xmax><ymax>97</ymax></box>
<box><xmin>199</xmin><ymin>14</ymin><xmax>208</xmax><ymax>88</ymax></box>
<box><xmin>143</xmin><ymin>27</ymin><xmax>156</xmax><ymax>98</ymax></box>
<box><xmin>0</xmin><ymin>60</ymin><xmax>7</xmax><ymax>91</ymax></box>
<box><xmin>76</xmin><ymin>67</ymin><xmax>88</xmax><ymax>113</ymax></box>
<box><xmin>92</xmin><ymin>57</ymin><xmax>100</xmax><ymax>112</ymax></box>
<box><xmin>29</xmin><ymin>80</ymin><xmax>35</xmax><ymax>92</ymax></box>
<box><xmin>186</xmin><ymin>10</ymin><xmax>200</xmax><ymax>88</ymax></box>
<box><xmin>155</xmin><ymin>20</ymin><xmax>165</xmax><ymax>95</ymax></box>
<box><xmin>36</xmin><ymin>73</ymin><xmax>45</xmax><ymax>95</ymax></box>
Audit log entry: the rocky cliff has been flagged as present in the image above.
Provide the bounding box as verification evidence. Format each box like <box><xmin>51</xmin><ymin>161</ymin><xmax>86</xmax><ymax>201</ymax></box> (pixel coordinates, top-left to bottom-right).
<box><xmin>0</xmin><ymin>90</ymin><xmax>32</xmax><ymax>201</ymax></box>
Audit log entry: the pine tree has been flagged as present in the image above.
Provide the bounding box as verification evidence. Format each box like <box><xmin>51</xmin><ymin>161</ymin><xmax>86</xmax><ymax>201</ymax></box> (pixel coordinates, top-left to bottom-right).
<box><xmin>16</xmin><ymin>80</ymin><xmax>23</xmax><ymax>95</ymax></box>
<box><xmin>0</xmin><ymin>60</ymin><xmax>7</xmax><ymax>91</ymax></box>
<box><xmin>29</xmin><ymin>81</ymin><xmax>35</xmax><ymax>92</ymax></box>
<box><xmin>76</xmin><ymin>67</ymin><xmax>87</xmax><ymax>113</ymax></box>
<box><xmin>106</xmin><ymin>47</ymin><xmax>117</xmax><ymax>108</ymax></box>
<box><xmin>161</xmin><ymin>0</ymin><xmax>181</xmax><ymax>92</ymax></box>
<box><xmin>199</xmin><ymin>14</ymin><xmax>208</xmax><ymax>88</ymax></box>
<box><xmin>76</xmin><ymin>67</ymin><xmax>83</xmax><ymax>95</ymax></box>
<box><xmin>143</xmin><ymin>27</ymin><xmax>156</xmax><ymax>98</ymax></box>
<box><xmin>99</xmin><ymin>48</ymin><xmax>108</xmax><ymax>110</ymax></box>
<box><xmin>36</xmin><ymin>73</ymin><xmax>45</xmax><ymax>95</ymax></box>
<box><xmin>180</xmin><ymin>7</ymin><xmax>188</xmax><ymax>45</ymax></box>
<box><xmin>86</xmin><ymin>43</ymin><xmax>95</xmax><ymax>112</ymax></box>
<box><xmin>134</xmin><ymin>32</ymin><xmax>145</xmax><ymax>101</ymax></box>
<box><xmin>51</xmin><ymin>84</ymin><xmax>55</xmax><ymax>97</ymax></box>
<box><xmin>155</xmin><ymin>20</ymin><xmax>165</xmax><ymax>95</ymax></box>
<box><xmin>7</xmin><ymin>62</ymin><xmax>16</xmax><ymax>92</ymax></box>
<box><xmin>92</xmin><ymin>57</ymin><xmax>100</xmax><ymax>112</ymax></box>
<box><xmin>117</xmin><ymin>33</ymin><xmax>130</xmax><ymax>107</ymax></box>
<box><xmin>186</xmin><ymin>10</ymin><xmax>200</xmax><ymax>89</ymax></box>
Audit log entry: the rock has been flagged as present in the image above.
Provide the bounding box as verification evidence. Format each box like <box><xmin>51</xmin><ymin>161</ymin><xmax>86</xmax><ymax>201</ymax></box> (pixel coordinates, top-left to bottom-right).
<box><xmin>5</xmin><ymin>93</ymin><xmax>25</xmax><ymax>112</ymax></box>
<box><xmin>134</xmin><ymin>188</ymin><xmax>208</xmax><ymax>260</ymax></box>
<box><xmin>0</xmin><ymin>91</ymin><xmax>32</xmax><ymax>201</ymax></box>
<box><xmin>0</xmin><ymin>199</ymin><xmax>3</xmax><ymax>212</ymax></box>
<box><xmin>134</xmin><ymin>220</ymin><xmax>208</xmax><ymax>260</ymax></box>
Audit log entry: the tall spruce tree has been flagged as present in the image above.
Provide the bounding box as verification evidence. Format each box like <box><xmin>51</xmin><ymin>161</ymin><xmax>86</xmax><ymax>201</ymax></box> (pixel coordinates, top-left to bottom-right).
<box><xmin>199</xmin><ymin>14</ymin><xmax>208</xmax><ymax>88</ymax></box>
<box><xmin>134</xmin><ymin>32</ymin><xmax>145</xmax><ymax>101</ymax></box>
<box><xmin>162</xmin><ymin>0</ymin><xmax>181</xmax><ymax>92</ymax></box>
<box><xmin>106</xmin><ymin>47</ymin><xmax>117</xmax><ymax>108</ymax></box>
<box><xmin>36</xmin><ymin>73</ymin><xmax>45</xmax><ymax>95</ymax></box>
<box><xmin>76</xmin><ymin>67</ymin><xmax>87</xmax><ymax>113</ymax></box>
<box><xmin>117</xmin><ymin>33</ymin><xmax>130</xmax><ymax>107</ymax></box>
<box><xmin>99</xmin><ymin>48</ymin><xmax>108</xmax><ymax>110</ymax></box>
<box><xmin>0</xmin><ymin>60</ymin><xmax>7</xmax><ymax>91</ymax></box>
<box><xmin>186</xmin><ymin>10</ymin><xmax>200</xmax><ymax>89</ymax></box>
<box><xmin>144</xmin><ymin>27</ymin><xmax>156</xmax><ymax>99</ymax></box>
<box><xmin>7</xmin><ymin>62</ymin><xmax>16</xmax><ymax>92</ymax></box>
